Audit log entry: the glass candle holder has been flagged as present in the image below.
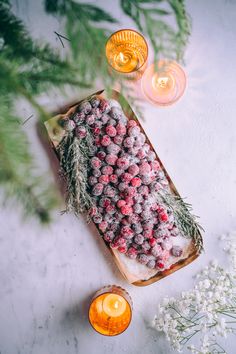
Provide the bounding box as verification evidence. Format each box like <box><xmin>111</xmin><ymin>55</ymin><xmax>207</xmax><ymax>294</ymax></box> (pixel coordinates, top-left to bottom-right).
<box><xmin>88</xmin><ymin>285</ymin><xmax>132</xmax><ymax>336</ymax></box>
<box><xmin>141</xmin><ymin>60</ymin><xmax>187</xmax><ymax>106</ymax></box>
<box><xmin>105</xmin><ymin>29</ymin><xmax>148</xmax><ymax>75</ymax></box>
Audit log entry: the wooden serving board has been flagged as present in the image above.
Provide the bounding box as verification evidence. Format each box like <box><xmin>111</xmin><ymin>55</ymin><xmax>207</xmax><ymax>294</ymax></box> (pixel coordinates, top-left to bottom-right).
<box><xmin>44</xmin><ymin>89</ymin><xmax>202</xmax><ymax>286</ymax></box>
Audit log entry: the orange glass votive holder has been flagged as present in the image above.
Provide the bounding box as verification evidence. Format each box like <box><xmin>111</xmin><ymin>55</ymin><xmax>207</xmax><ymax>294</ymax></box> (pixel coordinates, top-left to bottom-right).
<box><xmin>88</xmin><ymin>285</ymin><xmax>132</xmax><ymax>336</ymax></box>
<box><xmin>141</xmin><ymin>60</ymin><xmax>187</xmax><ymax>106</ymax></box>
<box><xmin>105</xmin><ymin>29</ymin><xmax>148</xmax><ymax>75</ymax></box>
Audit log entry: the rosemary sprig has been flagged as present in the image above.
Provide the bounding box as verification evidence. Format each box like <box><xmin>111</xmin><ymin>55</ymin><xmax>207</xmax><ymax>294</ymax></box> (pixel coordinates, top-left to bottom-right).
<box><xmin>156</xmin><ymin>190</ymin><xmax>204</xmax><ymax>253</ymax></box>
<box><xmin>56</xmin><ymin>130</ymin><xmax>95</xmax><ymax>217</ymax></box>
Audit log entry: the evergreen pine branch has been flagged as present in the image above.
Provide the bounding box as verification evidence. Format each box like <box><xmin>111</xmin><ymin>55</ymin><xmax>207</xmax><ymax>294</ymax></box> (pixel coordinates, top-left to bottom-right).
<box><xmin>120</xmin><ymin>0</ymin><xmax>191</xmax><ymax>62</ymax></box>
<box><xmin>0</xmin><ymin>99</ymin><xmax>58</xmax><ymax>223</ymax></box>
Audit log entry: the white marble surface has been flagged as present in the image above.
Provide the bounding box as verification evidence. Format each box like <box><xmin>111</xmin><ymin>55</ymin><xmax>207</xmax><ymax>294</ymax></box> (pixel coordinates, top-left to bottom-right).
<box><xmin>1</xmin><ymin>1</ymin><xmax>236</xmax><ymax>353</ymax></box>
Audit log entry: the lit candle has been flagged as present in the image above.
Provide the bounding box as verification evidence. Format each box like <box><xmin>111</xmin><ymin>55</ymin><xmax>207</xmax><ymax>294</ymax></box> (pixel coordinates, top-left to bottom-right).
<box><xmin>88</xmin><ymin>285</ymin><xmax>132</xmax><ymax>336</ymax></box>
<box><xmin>105</xmin><ymin>29</ymin><xmax>148</xmax><ymax>74</ymax></box>
<box><xmin>141</xmin><ymin>60</ymin><xmax>186</xmax><ymax>106</ymax></box>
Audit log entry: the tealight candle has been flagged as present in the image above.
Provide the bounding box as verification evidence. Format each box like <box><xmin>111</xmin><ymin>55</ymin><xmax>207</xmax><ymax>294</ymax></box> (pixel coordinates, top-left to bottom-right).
<box><xmin>88</xmin><ymin>285</ymin><xmax>132</xmax><ymax>336</ymax></box>
<box><xmin>105</xmin><ymin>29</ymin><xmax>148</xmax><ymax>75</ymax></box>
<box><xmin>141</xmin><ymin>60</ymin><xmax>186</xmax><ymax>106</ymax></box>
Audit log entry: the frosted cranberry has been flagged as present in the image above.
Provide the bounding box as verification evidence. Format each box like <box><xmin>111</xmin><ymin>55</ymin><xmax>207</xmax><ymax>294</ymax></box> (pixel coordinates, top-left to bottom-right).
<box><xmin>101</xmin><ymin>135</ymin><xmax>111</xmax><ymax>147</ymax></box>
<box><xmin>137</xmin><ymin>149</ymin><xmax>146</xmax><ymax>159</ymax></box>
<box><xmin>104</xmin><ymin>231</ymin><xmax>115</xmax><ymax>243</ymax></box>
<box><xmin>156</xmin><ymin>261</ymin><xmax>165</xmax><ymax>269</ymax></box>
<box><xmin>131</xmin><ymin>177</ymin><xmax>142</xmax><ymax>187</ymax></box>
<box><xmin>125</xmin><ymin>197</ymin><xmax>134</xmax><ymax>206</ymax></box>
<box><xmin>151</xmin><ymin>244</ymin><xmax>162</xmax><ymax>257</ymax></box>
<box><xmin>93</xmin><ymin>214</ymin><xmax>102</xmax><ymax>224</ymax></box>
<box><xmin>88</xmin><ymin>176</ymin><xmax>97</xmax><ymax>186</ymax></box>
<box><xmin>171</xmin><ymin>246</ymin><xmax>183</xmax><ymax>257</ymax></box>
<box><xmin>104</xmin><ymin>185</ymin><xmax>116</xmax><ymax>198</ymax></box>
<box><xmin>106</xmin><ymin>125</ymin><xmax>117</xmax><ymax>137</ymax></box>
<box><xmin>86</xmin><ymin>114</ymin><xmax>95</xmax><ymax>125</ymax></box>
<box><xmin>110</xmin><ymin>174</ymin><xmax>118</xmax><ymax>184</ymax></box>
<box><xmin>118</xmin><ymin>245</ymin><xmax>127</xmax><ymax>253</ymax></box>
<box><xmin>117</xmin><ymin>200</ymin><xmax>126</xmax><ymax>208</ymax></box>
<box><xmin>151</xmin><ymin>203</ymin><xmax>158</xmax><ymax>211</ymax></box>
<box><xmin>77</xmin><ymin>101</ymin><xmax>92</xmax><ymax>114</ymax></box>
<box><xmin>147</xmin><ymin>151</ymin><xmax>156</xmax><ymax>162</ymax></box>
<box><xmin>139</xmin><ymin>161</ymin><xmax>151</xmax><ymax>175</ymax></box>
<box><xmin>138</xmin><ymin>185</ymin><xmax>149</xmax><ymax>196</ymax></box>
<box><xmin>97</xmin><ymin>151</ymin><xmax>106</xmax><ymax>161</ymax></box>
<box><xmin>99</xmin><ymin>197</ymin><xmax>111</xmax><ymax>208</ymax></box>
<box><xmin>134</xmin><ymin>234</ymin><xmax>144</xmax><ymax>245</ymax></box>
<box><xmin>135</xmin><ymin>132</ymin><xmax>145</xmax><ymax>145</ymax></box>
<box><xmin>121</xmin><ymin>205</ymin><xmax>133</xmax><ymax>216</ymax></box>
<box><xmin>161</xmin><ymin>239</ymin><xmax>172</xmax><ymax>251</ymax></box>
<box><xmin>160</xmin><ymin>212</ymin><xmax>168</xmax><ymax>222</ymax></box>
<box><xmin>158</xmin><ymin>250</ymin><xmax>170</xmax><ymax>262</ymax></box>
<box><xmin>101</xmin><ymin>114</ymin><xmax>110</xmax><ymax>125</ymax></box>
<box><xmin>137</xmin><ymin>254</ymin><xmax>149</xmax><ymax>265</ymax></box>
<box><xmin>128</xmin><ymin>126</ymin><xmax>141</xmax><ymax>137</ymax></box>
<box><xmin>110</xmin><ymin>241</ymin><xmax>119</xmax><ymax>249</ymax></box>
<box><xmin>124</xmin><ymin>187</ymin><xmax>136</xmax><ymax>197</ymax></box>
<box><xmin>171</xmin><ymin>227</ymin><xmax>179</xmax><ymax>237</ymax></box>
<box><xmin>123</xmin><ymin>136</ymin><xmax>135</xmax><ymax>148</ymax></box>
<box><xmin>105</xmin><ymin>154</ymin><xmax>117</xmax><ymax>166</ymax></box>
<box><xmin>92</xmin><ymin>183</ymin><xmax>104</xmax><ymax>196</ymax></box>
<box><xmin>106</xmin><ymin>204</ymin><xmax>116</xmax><ymax>215</ymax></box>
<box><xmin>72</xmin><ymin>112</ymin><xmax>85</xmax><ymax>124</ymax></box>
<box><xmin>132</xmin><ymin>223</ymin><xmax>143</xmax><ymax>234</ymax></box>
<box><xmin>149</xmin><ymin>238</ymin><xmax>157</xmax><ymax>247</ymax></box>
<box><xmin>93</xmin><ymin>127</ymin><xmax>101</xmax><ymax>135</ymax></box>
<box><xmin>108</xmin><ymin>118</ymin><xmax>116</xmax><ymax>126</ymax></box>
<box><xmin>116</xmin><ymin>156</ymin><xmax>130</xmax><ymax>170</ymax></box>
<box><xmin>121</xmin><ymin>226</ymin><xmax>134</xmax><ymax>239</ymax></box>
<box><xmin>92</xmin><ymin>168</ymin><xmax>101</xmax><ymax>178</ymax></box>
<box><xmin>133</xmin><ymin>203</ymin><xmax>142</xmax><ymax>214</ymax></box>
<box><xmin>142</xmin><ymin>174</ymin><xmax>154</xmax><ymax>185</ymax></box>
<box><xmin>99</xmin><ymin>99</ymin><xmax>111</xmax><ymax>113</ymax></box>
<box><xmin>128</xmin><ymin>164</ymin><xmax>139</xmax><ymax>176</ymax></box>
<box><xmin>127</xmin><ymin>148</ymin><xmax>137</xmax><ymax>158</ymax></box>
<box><xmin>113</xmin><ymin>135</ymin><xmax>123</xmax><ymax>145</ymax></box>
<box><xmin>150</xmin><ymin>160</ymin><xmax>160</xmax><ymax>171</ymax></box>
<box><xmin>121</xmin><ymin>218</ymin><xmax>130</xmax><ymax>226</ymax></box>
<box><xmin>90</xmin><ymin>96</ymin><xmax>100</xmax><ymax>108</ymax></box>
<box><xmin>121</xmin><ymin>173</ymin><xmax>133</xmax><ymax>183</ymax></box>
<box><xmin>128</xmin><ymin>119</ymin><xmax>137</xmax><ymax>128</ymax></box>
<box><xmin>94</xmin><ymin>137</ymin><xmax>101</xmax><ymax>147</ymax></box>
<box><xmin>88</xmin><ymin>206</ymin><xmax>97</xmax><ymax>217</ymax></box>
<box><xmin>99</xmin><ymin>175</ymin><xmax>109</xmax><ymax>185</ymax></box>
<box><xmin>98</xmin><ymin>221</ymin><xmax>108</xmax><ymax>232</ymax></box>
<box><xmin>147</xmin><ymin>260</ymin><xmax>156</xmax><ymax>269</ymax></box>
<box><xmin>114</xmin><ymin>168</ymin><xmax>124</xmax><ymax>176</ymax></box>
<box><xmin>116</xmin><ymin>123</ymin><xmax>126</xmax><ymax>136</ymax></box>
<box><xmin>90</xmin><ymin>157</ymin><xmax>101</xmax><ymax>169</ymax></box>
<box><xmin>127</xmin><ymin>247</ymin><xmax>138</xmax><ymax>259</ymax></box>
<box><xmin>134</xmin><ymin>194</ymin><xmax>143</xmax><ymax>204</ymax></box>
<box><xmin>75</xmin><ymin>126</ymin><xmax>87</xmax><ymax>138</ymax></box>
<box><xmin>107</xmin><ymin>143</ymin><xmax>120</xmax><ymax>155</ymax></box>
<box><xmin>127</xmin><ymin>214</ymin><xmax>140</xmax><ymax>224</ymax></box>
<box><xmin>118</xmin><ymin>182</ymin><xmax>128</xmax><ymax>192</ymax></box>
<box><xmin>101</xmin><ymin>166</ymin><xmax>113</xmax><ymax>175</ymax></box>
<box><xmin>91</xmin><ymin>107</ymin><xmax>102</xmax><ymax>118</ymax></box>
<box><xmin>116</xmin><ymin>236</ymin><xmax>126</xmax><ymax>246</ymax></box>
<box><xmin>143</xmin><ymin>229</ymin><xmax>153</xmax><ymax>239</ymax></box>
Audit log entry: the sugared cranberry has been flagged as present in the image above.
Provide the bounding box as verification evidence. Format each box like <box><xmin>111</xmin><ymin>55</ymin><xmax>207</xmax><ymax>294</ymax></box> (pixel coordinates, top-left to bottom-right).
<box><xmin>156</xmin><ymin>261</ymin><xmax>165</xmax><ymax>269</ymax></box>
<box><xmin>116</xmin><ymin>156</ymin><xmax>130</xmax><ymax>170</ymax></box>
<box><xmin>121</xmin><ymin>205</ymin><xmax>133</xmax><ymax>216</ymax></box>
<box><xmin>92</xmin><ymin>183</ymin><xmax>103</xmax><ymax>196</ymax></box>
<box><xmin>105</xmin><ymin>154</ymin><xmax>118</xmax><ymax>165</ymax></box>
<box><xmin>116</xmin><ymin>123</ymin><xmax>126</xmax><ymax>136</ymax></box>
<box><xmin>109</xmin><ymin>174</ymin><xmax>118</xmax><ymax>184</ymax></box>
<box><xmin>75</xmin><ymin>126</ymin><xmax>87</xmax><ymax>138</ymax></box>
<box><xmin>127</xmin><ymin>119</ymin><xmax>137</xmax><ymax>128</ymax></box>
<box><xmin>130</xmin><ymin>177</ymin><xmax>142</xmax><ymax>187</ymax></box>
<box><xmin>128</xmin><ymin>164</ymin><xmax>139</xmax><ymax>176</ymax></box>
<box><xmin>101</xmin><ymin>165</ymin><xmax>113</xmax><ymax>175</ymax></box>
<box><xmin>97</xmin><ymin>151</ymin><xmax>106</xmax><ymax>161</ymax></box>
<box><xmin>139</xmin><ymin>161</ymin><xmax>151</xmax><ymax>175</ymax></box>
<box><xmin>106</xmin><ymin>204</ymin><xmax>116</xmax><ymax>215</ymax></box>
<box><xmin>121</xmin><ymin>173</ymin><xmax>133</xmax><ymax>183</ymax></box>
<box><xmin>121</xmin><ymin>226</ymin><xmax>134</xmax><ymax>239</ymax></box>
<box><xmin>90</xmin><ymin>157</ymin><xmax>102</xmax><ymax>169</ymax></box>
<box><xmin>113</xmin><ymin>135</ymin><xmax>123</xmax><ymax>145</ymax></box>
<box><xmin>127</xmin><ymin>247</ymin><xmax>138</xmax><ymax>259</ymax></box>
<box><xmin>117</xmin><ymin>200</ymin><xmax>126</xmax><ymax>208</ymax></box>
<box><xmin>98</xmin><ymin>175</ymin><xmax>109</xmax><ymax>185</ymax></box>
<box><xmin>101</xmin><ymin>135</ymin><xmax>111</xmax><ymax>147</ymax></box>
<box><xmin>98</xmin><ymin>221</ymin><xmax>108</xmax><ymax>232</ymax></box>
<box><xmin>106</xmin><ymin>125</ymin><xmax>117</xmax><ymax>137</ymax></box>
<box><xmin>149</xmin><ymin>238</ymin><xmax>156</xmax><ymax>247</ymax></box>
<box><xmin>118</xmin><ymin>245</ymin><xmax>127</xmax><ymax>253</ymax></box>
<box><xmin>160</xmin><ymin>212</ymin><xmax>168</xmax><ymax>222</ymax></box>
<box><xmin>171</xmin><ymin>245</ymin><xmax>183</xmax><ymax>257</ymax></box>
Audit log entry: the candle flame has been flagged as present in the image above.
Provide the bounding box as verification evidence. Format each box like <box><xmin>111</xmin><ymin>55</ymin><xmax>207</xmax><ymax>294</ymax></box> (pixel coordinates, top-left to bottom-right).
<box><xmin>158</xmin><ymin>76</ymin><xmax>169</xmax><ymax>88</ymax></box>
